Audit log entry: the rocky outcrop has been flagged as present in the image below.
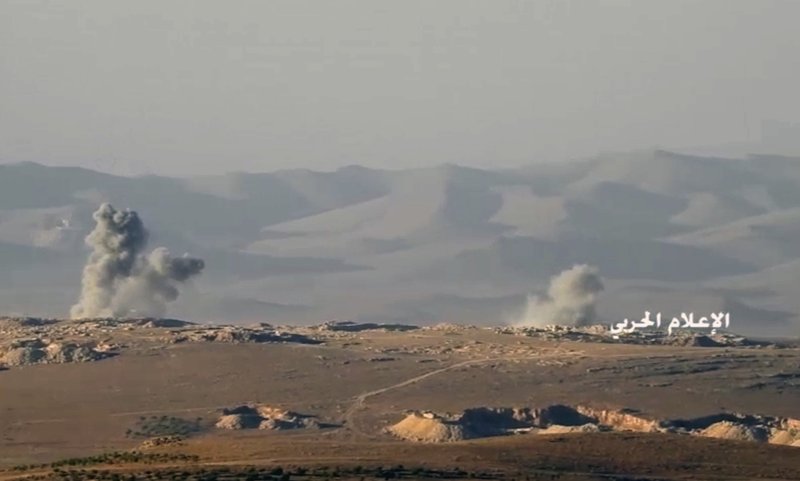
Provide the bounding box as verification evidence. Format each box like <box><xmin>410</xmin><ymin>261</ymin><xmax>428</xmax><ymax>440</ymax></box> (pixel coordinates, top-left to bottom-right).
<box><xmin>576</xmin><ymin>407</ymin><xmax>660</xmax><ymax>433</ymax></box>
<box><xmin>539</xmin><ymin>424</ymin><xmax>601</xmax><ymax>434</ymax></box>
<box><xmin>388</xmin><ymin>405</ymin><xmax>599</xmax><ymax>443</ymax></box>
<box><xmin>497</xmin><ymin>324</ymin><xmax>783</xmax><ymax>348</ymax></box>
<box><xmin>700</xmin><ymin>421</ymin><xmax>770</xmax><ymax>442</ymax></box>
<box><xmin>0</xmin><ymin>317</ymin><xmax>324</xmax><ymax>370</ymax></box>
<box><xmin>215</xmin><ymin>405</ymin><xmax>322</xmax><ymax>431</ymax></box>
<box><xmin>174</xmin><ymin>326</ymin><xmax>322</xmax><ymax>345</ymax></box>
<box><xmin>387</xmin><ymin>404</ymin><xmax>800</xmax><ymax>447</ymax></box>
<box><xmin>386</xmin><ymin>412</ymin><xmax>472</xmax><ymax>442</ymax></box>
<box><xmin>215</xmin><ymin>409</ymin><xmax>262</xmax><ymax>430</ymax></box>
<box><xmin>0</xmin><ymin>338</ymin><xmax>113</xmax><ymax>367</ymax></box>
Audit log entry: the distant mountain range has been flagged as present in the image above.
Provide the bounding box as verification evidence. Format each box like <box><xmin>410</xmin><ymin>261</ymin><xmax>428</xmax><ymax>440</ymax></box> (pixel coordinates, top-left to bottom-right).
<box><xmin>1</xmin><ymin>149</ymin><xmax>798</xmax><ymax>336</ymax></box>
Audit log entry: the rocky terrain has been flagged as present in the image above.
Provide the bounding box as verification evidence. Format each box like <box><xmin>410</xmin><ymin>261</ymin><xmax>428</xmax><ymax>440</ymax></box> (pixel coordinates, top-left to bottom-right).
<box><xmin>387</xmin><ymin>404</ymin><xmax>800</xmax><ymax>447</ymax></box>
<box><xmin>1</xmin><ymin>317</ymin><xmax>788</xmax><ymax>370</ymax></box>
<box><xmin>0</xmin><ymin>338</ymin><xmax>113</xmax><ymax>367</ymax></box>
<box><xmin>1</xmin><ymin>316</ymin><xmax>798</xmax><ymax>481</ymax></box>
<box><xmin>215</xmin><ymin>405</ymin><xmax>327</xmax><ymax>431</ymax></box>
<box><xmin>0</xmin><ymin>317</ymin><xmax>324</xmax><ymax>369</ymax></box>
<box><xmin>497</xmin><ymin>324</ymin><xmax>788</xmax><ymax>348</ymax></box>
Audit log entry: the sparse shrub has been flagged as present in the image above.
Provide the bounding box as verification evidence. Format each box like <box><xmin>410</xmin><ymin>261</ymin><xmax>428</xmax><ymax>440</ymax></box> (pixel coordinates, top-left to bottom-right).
<box><xmin>126</xmin><ymin>416</ymin><xmax>203</xmax><ymax>438</ymax></box>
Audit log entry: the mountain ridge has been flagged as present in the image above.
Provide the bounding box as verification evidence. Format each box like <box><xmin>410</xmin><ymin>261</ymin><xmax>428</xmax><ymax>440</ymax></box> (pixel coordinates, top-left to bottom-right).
<box><xmin>1</xmin><ymin>150</ymin><xmax>798</xmax><ymax>335</ymax></box>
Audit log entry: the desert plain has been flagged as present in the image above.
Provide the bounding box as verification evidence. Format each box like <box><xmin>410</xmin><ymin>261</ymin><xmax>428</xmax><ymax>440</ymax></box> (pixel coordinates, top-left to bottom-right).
<box><xmin>2</xmin><ymin>317</ymin><xmax>799</xmax><ymax>481</ymax></box>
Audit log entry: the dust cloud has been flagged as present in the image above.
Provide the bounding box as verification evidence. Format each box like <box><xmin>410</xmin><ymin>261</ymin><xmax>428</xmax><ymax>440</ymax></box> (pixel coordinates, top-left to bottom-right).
<box><xmin>515</xmin><ymin>264</ymin><xmax>604</xmax><ymax>327</ymax></box>
<box><xmin>70</xmin><ymin>204</ymin><xmax>204</xmax><ymax>319</ymax></box>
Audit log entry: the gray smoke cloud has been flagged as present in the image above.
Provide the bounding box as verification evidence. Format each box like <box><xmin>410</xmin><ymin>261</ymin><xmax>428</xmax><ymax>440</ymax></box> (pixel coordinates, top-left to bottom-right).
<box><xmin>70</xmin><ymin>203</ymin><xmax>205</xmax><ymax>319</ymax></box>
<box><xmin>515</xmin><ymin>264</ymin><xmax>604</xmax><ymax>328</ymax></box>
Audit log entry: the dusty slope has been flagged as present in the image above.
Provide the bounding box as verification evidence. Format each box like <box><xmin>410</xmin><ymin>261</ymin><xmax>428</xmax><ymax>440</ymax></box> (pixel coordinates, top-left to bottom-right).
<box><xmin>3</xmin><ymin>151</ymin><xmax>800</xmax><ymax>332</ymax></box>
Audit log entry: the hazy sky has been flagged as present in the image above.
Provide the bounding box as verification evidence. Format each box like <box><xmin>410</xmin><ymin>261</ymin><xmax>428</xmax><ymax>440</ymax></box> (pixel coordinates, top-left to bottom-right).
<box><xmin>2</xmin><ymin>0</ymin><xmax>799</xmax><ymax>176</ymax></box>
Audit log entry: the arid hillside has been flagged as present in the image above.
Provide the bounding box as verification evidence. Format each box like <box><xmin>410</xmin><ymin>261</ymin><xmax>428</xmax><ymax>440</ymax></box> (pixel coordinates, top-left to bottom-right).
<box><xmin>3</xmin><ymin>152</ymin><xmax>800</xmax><ymax>336</ymax></box>
<box><xmin>1</xmin><ymin>317</ymin><xmax>799</xmax><ymax>480</ymax></box>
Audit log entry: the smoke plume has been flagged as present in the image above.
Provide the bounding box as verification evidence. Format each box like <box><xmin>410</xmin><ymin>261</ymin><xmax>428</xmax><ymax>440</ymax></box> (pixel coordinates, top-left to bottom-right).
<box><xmin>515</xmin><ymin>264</ymin><xmax>604</xmax><ymax>327</ymax></box>
<box><xmin>70</xmin><ymin>203</ymin><xmax>205</xmax><ymax>318</ymax></box>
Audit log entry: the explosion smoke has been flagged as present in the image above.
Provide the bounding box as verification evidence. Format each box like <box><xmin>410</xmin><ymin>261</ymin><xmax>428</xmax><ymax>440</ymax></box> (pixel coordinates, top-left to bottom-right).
<box><xmin>515</xmin><ymin>264</ymin><xmax>604</xmax><ymax>327</ymax></box>
<box><xmin>70</xmin><ymin>204</ymin><xmax>205</xmax><ymax>319</ymax></box>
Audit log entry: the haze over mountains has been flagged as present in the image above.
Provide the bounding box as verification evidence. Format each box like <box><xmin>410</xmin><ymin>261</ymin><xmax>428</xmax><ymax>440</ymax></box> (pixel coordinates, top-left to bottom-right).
<box><xmin>1</xmin><ymin>149</ymin><xmax>799</xmax><ymax>337</ymax></box>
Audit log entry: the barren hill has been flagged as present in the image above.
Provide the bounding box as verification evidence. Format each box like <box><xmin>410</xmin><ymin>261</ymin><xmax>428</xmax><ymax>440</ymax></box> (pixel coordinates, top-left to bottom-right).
<box><xmin>2</xmin><ymin>151</ymin><xmax>800</xmax><ymax>334</ymax></box>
